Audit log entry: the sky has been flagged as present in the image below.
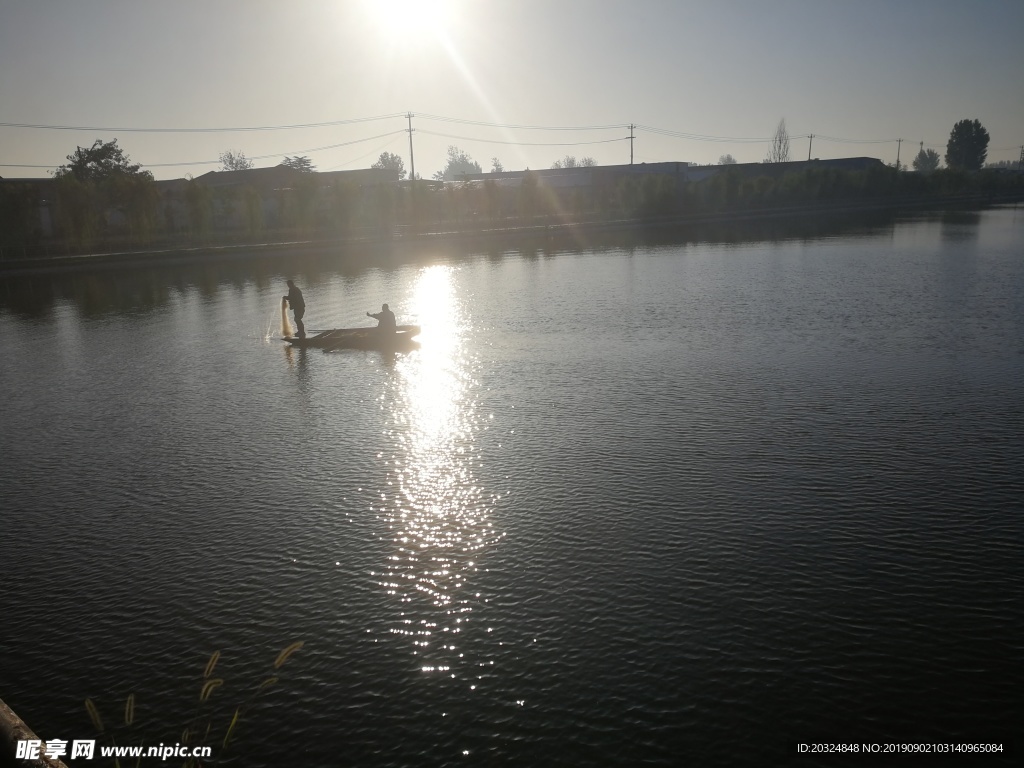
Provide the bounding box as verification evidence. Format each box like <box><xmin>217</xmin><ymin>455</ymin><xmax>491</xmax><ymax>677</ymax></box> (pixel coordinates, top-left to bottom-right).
<box><xmin>1</xmin><ymin>0</ymin><xmax>1022</xmax><ymax>181</ymax></box>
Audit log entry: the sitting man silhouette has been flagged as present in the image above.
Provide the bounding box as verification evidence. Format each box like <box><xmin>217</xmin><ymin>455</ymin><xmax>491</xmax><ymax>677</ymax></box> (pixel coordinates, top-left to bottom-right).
<box><xmin>366</xmin><ymin>303</ymin><xmax>396</xmax><ymax>334</ymax></box>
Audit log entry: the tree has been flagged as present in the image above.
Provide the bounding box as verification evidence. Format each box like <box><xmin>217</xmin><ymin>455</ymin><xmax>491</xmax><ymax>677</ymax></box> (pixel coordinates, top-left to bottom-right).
<box><xmin>330</xmin><ymin>180</ymin><xmax>358</xmax><ymax>234</ymax></box>
<box><xmin>53</xmin><ymin>175</ymin><xmax>98</xmax><ymax>244</ymax></box>
<box><xmin>184</xmin><ymin>179</ymin><xmax>213</xmax><ymax>236</ymax></box>
<box><xmin>491</xmin><ymin>157</ymin><xmax>504</xmax><ymax>173</ymax></box>
<box><xmin>108</xmin><ymin>172</ymin><xmax>161</xmax><ymax>238</ymax></box>
<box><xmin>0</xmin><ymin>183</ymin><xmax>42</xmax><ymax>253</ymax></box>
<box><xmin>438</xmin><ymin>146</ymin><xmax>482</xmax><ymax>180</ymax></box>
<box><xmin>52</xmin><ymin>140</ymin><xmax>156</xmax><ymax>245</ymax></box>
<box><xmin>912</xmin><ymin>147</ymin><xmax>941</xmax><ymax>173</ymax></box>
<box><xmin>764</xmin><ymin>119</ymin><xmax>790</xmax><ymax>163</ymax></box>
<box><xmin>483</xmin><ymin>178</ymin><xmax>499</xmax><ymax>218</ymax></box>
<box><xmin>54</xmin><ymin>139</ymin><xmax>151</xmax><ymax>182</ymax></box>
<box><xmin>718</xmin><ymin>154</ymin><xmax>737</xmax><ymax>165</ymax></box>
<box><xmin>240</xmin><ymin>185</ymin><xmax>264</xmax><ymax>233</ymax></box>
<box><xmin>281</xmin><ymin>155</ymin><xmax>315</xmax><ymax>173</ymax></box>
<box><xmin>292</xmin><ymin>173</ymin><xmax>320</xmax><ymax>230</ymax></box>
<box><xmin>518</xmin><ymin>170</ymin><xmax>539</xmax><ymax>219</ymax></box>
<box><xmin>945</xmin><ymin>119</ymin><xmax>989</xmax><ymax>171</ymax></box>
<box><xmin>552</xmin><ymin>155</ymin><xmax>596</xmax><ymax>168</ymax></box>
<box><xmin>371</xmin><ymin>152</ymin><xmax>406</xmax><ymax>179</ymax></box>
<box><xmin>219</xmin><ymin>150</ymin><xmax>254</xmax><ymax>171</ymax></box>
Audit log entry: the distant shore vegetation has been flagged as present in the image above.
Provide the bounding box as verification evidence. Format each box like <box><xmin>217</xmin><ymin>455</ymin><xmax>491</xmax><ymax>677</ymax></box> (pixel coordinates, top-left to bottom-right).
<box><xmin>1</xmin><ymin>119</ymin><xmax>1021</xmax><ymax>260</ymax></box>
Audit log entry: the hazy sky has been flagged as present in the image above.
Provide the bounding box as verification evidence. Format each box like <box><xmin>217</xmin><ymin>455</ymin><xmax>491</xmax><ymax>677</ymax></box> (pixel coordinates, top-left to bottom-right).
<box><xmin>2</xmin><ymin>0</ymin><xmax>1022</xmax><ymax>180</ymax></box>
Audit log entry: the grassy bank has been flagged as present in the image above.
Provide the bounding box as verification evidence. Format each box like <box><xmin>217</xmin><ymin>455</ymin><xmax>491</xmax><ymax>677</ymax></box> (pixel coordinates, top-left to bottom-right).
<box><xmin>1</xmin><ymin>186</ymin><xmax>1021</xmax><ymax>276</ymax></box>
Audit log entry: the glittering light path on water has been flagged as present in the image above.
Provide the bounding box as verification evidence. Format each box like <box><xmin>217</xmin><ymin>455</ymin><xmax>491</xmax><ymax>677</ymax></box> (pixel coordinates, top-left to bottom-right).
<box><xmin>373</xmin><ymin>265</ymin><xmax>502</xmax><ymax>680</ymax></box>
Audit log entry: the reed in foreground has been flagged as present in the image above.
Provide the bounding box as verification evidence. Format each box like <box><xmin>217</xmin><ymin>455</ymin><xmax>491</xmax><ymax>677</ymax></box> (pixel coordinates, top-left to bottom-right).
<box><xmin>83</xmin><ymin>641</ymin><xmax>304</xmax><ymax>768</ymax></box>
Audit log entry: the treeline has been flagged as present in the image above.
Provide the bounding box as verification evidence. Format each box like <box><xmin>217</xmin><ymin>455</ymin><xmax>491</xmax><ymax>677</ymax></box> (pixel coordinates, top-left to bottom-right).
<box><xmin>417</xmin><ymin>164</ymin><xmax>1024</xmax><ymax>226</ymax></box>
<box><xmin>630</xmin><ymin>164</ymin><xmax>1024</xmax><ymax>219</ymax></box>
<box><xmin>2</xmin><ymin>151</ymin><xmax>1023</xmax><ymax>260</ymax></box>
<box><xmin>0</xmin><ymin>171</ymin><xmax>375</xmax><ymax>258</ymax></box>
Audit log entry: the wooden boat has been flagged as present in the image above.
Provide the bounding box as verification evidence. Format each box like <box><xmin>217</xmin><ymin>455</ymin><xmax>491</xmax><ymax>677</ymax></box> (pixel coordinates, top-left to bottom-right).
<box><xmin>284</xmin><ymin>325</ymin><xmax>421</xmax><ymax>351</ymax></box>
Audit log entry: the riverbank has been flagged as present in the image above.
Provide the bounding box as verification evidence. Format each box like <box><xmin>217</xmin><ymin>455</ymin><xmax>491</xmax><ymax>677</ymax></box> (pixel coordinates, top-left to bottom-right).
<box><xmin>1</xmin><ymin>190</ymin><xmax>1020</xmax><ymax>276</ymax></box>
<box><xmin>0</xmin><ymin>697</ymin><xmax>67</xmax><ymax>768</ymax></box>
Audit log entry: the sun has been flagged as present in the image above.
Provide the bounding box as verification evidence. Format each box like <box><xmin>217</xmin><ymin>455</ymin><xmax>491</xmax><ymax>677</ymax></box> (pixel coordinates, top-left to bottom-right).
<box><xmin>362</xmin><ymin>0</ymin><xmax>454</xmax><ymax>42</ymax></box>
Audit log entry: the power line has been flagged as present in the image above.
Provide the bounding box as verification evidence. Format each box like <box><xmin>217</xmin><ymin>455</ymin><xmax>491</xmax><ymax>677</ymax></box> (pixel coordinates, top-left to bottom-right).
<box><xmin>814</xmin><ymin>134</ymin><xmax>898</xmax><ymax>144</ymax></box>
<box><xmin>0</xmin><ymin>129</ymin><xmax>408</xmax><ymax>170</ymax></box>
<box><xmin>0</xmin><ymin>114</ymin><xmax>406</xmax><ymax>133</ymax></box>
<box><xmin>3</xmin><ymin>109</ymin><xmax>1013</xmax><ymax>155</ymax></box>
<box><xmin>640</xmin><ymin>126</ymin><xmax>905</xmax><ymax>145</ymax></box>
<box><xmin>145</xmin><ymin>130</ymin><xmax>408</xmax><ymax>167</ymax></box>
<box><xmin>416</xmin><ymin>129</ymin><xmax>629</xmax><ymax>148</ymax></box>
<box><xmin>4</xmin><ymin>107</ymin><xmax>1018</xmax><ymax>170</ymax></box>
<box><xmin>323</xmin><ymin>134</ymin><xmax>405</xmax><ymax>172</ymax></box>
<box><xmin>0</xmin><ymin>112</ymin><xmax>629</xmax><ymax>135</ymax></box>
<box><xmin>637</xmin><ymin>125</ymin><xmax>774</xmax><ymax>143</ymax></box>
<box><xmin>416</xmin><ymin>113</ymin><xmax>628</xmax><ymax>131</ymax></box>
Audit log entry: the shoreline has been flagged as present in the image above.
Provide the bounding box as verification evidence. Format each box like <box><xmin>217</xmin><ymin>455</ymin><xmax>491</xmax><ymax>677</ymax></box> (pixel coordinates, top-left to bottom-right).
<box><xmin>0</xmin><ymin>696</ymin><xmax>67</xmax><ymax>768</ymax></box>
<box><xmin>1</xmin><ymin>191</ymin><xmax>1020</xmax><ymax>277</ymax></box>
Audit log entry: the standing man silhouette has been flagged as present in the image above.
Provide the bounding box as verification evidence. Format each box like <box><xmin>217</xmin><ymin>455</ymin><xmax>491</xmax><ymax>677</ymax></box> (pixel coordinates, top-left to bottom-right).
<box><xmin>283</xmin><ymin>279</ymin><xmax>306</xmax><ymax>338</ymax></box>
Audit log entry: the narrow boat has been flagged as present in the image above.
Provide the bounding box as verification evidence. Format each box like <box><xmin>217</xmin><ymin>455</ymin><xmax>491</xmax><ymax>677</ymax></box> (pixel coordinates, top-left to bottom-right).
<box><xmin>284</xmin><ymin>325</ymin><xmax>421</xmax><ymax>351</ymax></box>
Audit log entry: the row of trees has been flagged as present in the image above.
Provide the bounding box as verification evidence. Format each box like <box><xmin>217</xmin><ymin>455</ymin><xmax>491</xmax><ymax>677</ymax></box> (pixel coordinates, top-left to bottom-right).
<box><xmin>332</xmin><ymin>146</ymin><xmax>487</xmax><ymax>182</ymax></box>
<box><xmin>216</xmin><ymin>116</ymin><xmax>998</xmax><ymax>184</ymax></box>
<box><xmin>0</xmin><ymin>141</ymin><xmax>346</xmax><ymax>252</ymax></box>
<box><xmin>2</xmin><ymin>126</ymin><xmax>1018</xmax><ymax>257</ymax></box>
<box><xmin>694</xmin><ymin>163</ymin><xmax>1019</xmax><ymax>211</ymax></box>
<box><xmin>551</xmin><ymin>156</ymin><xmax>597</xmax><ymax>169</ymax></box>
<box><xmin>219</xmin><ymin>150</ymin><xmax>315</xmax><ymax>173</ymax></box>
<box><xmin>365</xmin><ymin>147</ymin><xmax>598</xmax><ymax>181</ymax></box>
<box><xmin>763</xmin><ymin>118</ymin><xmax>993</xmax><ymax>173</ymax></box>
<box><xmin>21</xmin><ymin>142</ymin><xmax>326</xmax><ymax>248</ymax></box>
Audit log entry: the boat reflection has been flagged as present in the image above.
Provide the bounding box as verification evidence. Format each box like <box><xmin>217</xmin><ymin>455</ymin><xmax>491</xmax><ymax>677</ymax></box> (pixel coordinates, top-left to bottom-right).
<box><xmin>375</xmin><ymin>265</ymin><xmax>500</xmax><ymax>679</ymax></box>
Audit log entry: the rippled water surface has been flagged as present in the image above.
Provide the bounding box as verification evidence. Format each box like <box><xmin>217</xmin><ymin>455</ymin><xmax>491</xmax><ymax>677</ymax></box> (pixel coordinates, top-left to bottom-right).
<box><xmin>2</xmin><ymin>208</ymin><xmax>1022</xmax><ymax>766</ymax></box>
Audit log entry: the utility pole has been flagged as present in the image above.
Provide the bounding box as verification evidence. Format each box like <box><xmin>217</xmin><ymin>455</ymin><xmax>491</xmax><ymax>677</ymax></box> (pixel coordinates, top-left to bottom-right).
<box><xmin>406</xmin><ymin>113</ymin><xmax>416</xmax><ymax>182</ymax></box>
<box><xmin>895</xmin><ymin>138</ymin><xmax>902</xmax><ymax>171</ymax></box>
<box><xmin>629</xmin><ymin>124</ymin><xmax>635</xmax><ymax>165</ymax></box>
<box><xmin>807</xmin><ymin>134</ymin><xmax>814</xmax><ymax>161</ymax></box>
<box><xmin>1019</xmin><ymin>145</ymin><xmax>1024</xmax><ymax>171</ymax></box>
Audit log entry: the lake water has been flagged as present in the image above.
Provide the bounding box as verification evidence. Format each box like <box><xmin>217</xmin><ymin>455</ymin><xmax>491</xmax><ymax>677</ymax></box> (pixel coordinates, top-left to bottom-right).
<box><xmin>1</xmin><ymin>208</ymin><xmax>1022</xmax><ymax>766</ymax></box>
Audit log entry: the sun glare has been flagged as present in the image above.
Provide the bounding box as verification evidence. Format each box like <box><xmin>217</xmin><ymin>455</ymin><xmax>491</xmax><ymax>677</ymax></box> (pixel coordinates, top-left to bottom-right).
<box><xmin>402</xmin><ymin>265</ymin><xmax>462</xmax><ymax>441</ymax></box>
<box><xmin>363</xmin><ymin>0</ymin><xmax>453</xmax><ymax>41</ymax></box>
<box><xmin>373</xmin><ymin>264</ymin><xmax>501</xmax><ymax>679</ymax></box>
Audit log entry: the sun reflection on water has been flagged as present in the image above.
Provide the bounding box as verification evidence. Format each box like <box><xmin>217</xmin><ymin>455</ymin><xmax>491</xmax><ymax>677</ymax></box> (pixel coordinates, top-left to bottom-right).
<box><xmin>374</xmin><ymin>265</ymin><xmax>500</xmax><ymax>679</ymax></box>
